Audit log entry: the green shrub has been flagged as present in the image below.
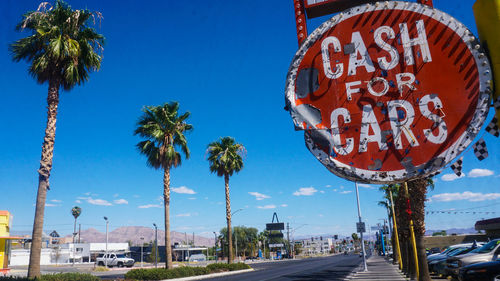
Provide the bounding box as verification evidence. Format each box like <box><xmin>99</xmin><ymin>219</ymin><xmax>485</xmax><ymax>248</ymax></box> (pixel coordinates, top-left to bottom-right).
<box><xmin>206</xmin><ymin>262</ymin><xmax>250</xmax><ymax>273</ymax></box>
<box><xmin>0</xmin><ymin>273</ymin><xmax>99</xmax><ymax>281</ymax></box>
<box><xmin>125</xmin><ymin>266</ymin><xmax>210</xmax><ymax>280</ymax></box>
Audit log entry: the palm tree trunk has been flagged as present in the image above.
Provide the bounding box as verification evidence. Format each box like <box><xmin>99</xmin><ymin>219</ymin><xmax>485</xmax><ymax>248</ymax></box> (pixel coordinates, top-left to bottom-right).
<box><xmin>408</xmin><ymin>179</ymin><xmax>431</xmax><ymax>281</ymax></box>
<box><xmin>224</xmin><ymin>174</ymin><xmax>233</xmax><ymax>264</ymax></box>
<box><xmin>28</xmin><ymin>80</ymin><xmax>59</xmax><ymax>278</ymax></box>
<box><xmin>164</xmin><ymin>167</ymin><xmax>173</xmax><ymax>269</ymax></box>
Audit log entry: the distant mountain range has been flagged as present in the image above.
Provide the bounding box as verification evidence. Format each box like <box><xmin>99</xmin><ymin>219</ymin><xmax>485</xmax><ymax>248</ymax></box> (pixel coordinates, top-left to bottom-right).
<box><xmin>60</xmin><ymin>226</ymin><xmax>215</xmax><ymax>247</ymax></box>
<box><xmin>425</xmin><ymin>227</ymin><xmax>478</xmax><ymax>236</ymax></box>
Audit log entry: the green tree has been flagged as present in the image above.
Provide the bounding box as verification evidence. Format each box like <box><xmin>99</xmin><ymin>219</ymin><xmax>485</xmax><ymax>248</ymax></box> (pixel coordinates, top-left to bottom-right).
<box><xmin>432</xmin><ymin>230</ymin><xmax>447</xmax><ymax>236</ymax></box>
<box><xmin>148</xmin><ymin>241</ymin><xmax>158</xmax><ymax>263</ymax></box>
<box><xmin>134</xmin><ymin>102</ymin><xmax>192</xmax><ymax>269</ymax></box>
<box><xmin>351</xmin><ymin>233</ymin><xmax>359</xmax><ymax>241</ymax></box>
<box><xmin>9</xmin><ymin>1</ymin><xmax>104</xmax><ymax>277</ymax></box>
<box><xmin>71</xmin><ymin>206</ymin><xmax>82</xmax><ymax>242</ymax></box>
<box><xmin>207</xmin><ymin>137</ymin><xmax>245</xmax><ymax>263</ymax></box>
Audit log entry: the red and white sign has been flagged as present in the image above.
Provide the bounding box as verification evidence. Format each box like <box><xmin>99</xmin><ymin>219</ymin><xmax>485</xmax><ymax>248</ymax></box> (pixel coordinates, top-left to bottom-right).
<box><xmin>285</xmin><ymin>1</ymin><xmax>492</xmax><ymax>183</ymax></box>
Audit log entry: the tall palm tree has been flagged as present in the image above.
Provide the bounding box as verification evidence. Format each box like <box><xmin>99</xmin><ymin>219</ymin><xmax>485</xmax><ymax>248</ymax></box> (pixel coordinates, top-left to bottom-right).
<box><xmin>207</xmin><ymin>137</ymin><xmax>245</xmax><ymax>263</ymax></box>
<box><xmin>134</xmin><ymin>102</ymin><xmax>192</xmax><ymax>269</ymax></box>
<box><xmin>407</xmin><ymin>178</ymin><xmax>434</xmax><ymax>281</ymax></box>
<box><xmin>9</xmin><ymin>1</ymin><xmax>104</xmax><ymax>277</ymax></box>
<box><xmin>71</xmin><ymin>206</ymin><xmax>82</xmax><ymax>242</ymax></box>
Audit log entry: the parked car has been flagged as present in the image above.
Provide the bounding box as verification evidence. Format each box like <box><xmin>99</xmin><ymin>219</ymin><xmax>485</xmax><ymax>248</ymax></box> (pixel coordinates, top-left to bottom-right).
<box><xmin>445</xmin><ymin>239</ymin><xmax>500</xmax><ymax>278</ymax></box>
<box><xmin>458</xmin><ymin>260</ymin><xmax>500</xmax><ymax>281</ymax></box>
<box><xmin>96</xmin><ymin>253</ymin><xmax>135</xmax><ymax>268</ymax></box>
<box><xmin>428</xmin><ymin>243</ymin><xmax>480</xmax><ymax>263</ymax></box>
<box><xmin>430</xmin><ymin>246</ymin><xmax>477</xmax><ymax>275</ymax></box>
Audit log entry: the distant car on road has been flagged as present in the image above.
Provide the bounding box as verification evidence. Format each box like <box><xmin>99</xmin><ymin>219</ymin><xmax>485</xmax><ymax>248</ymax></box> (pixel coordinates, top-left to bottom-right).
<box><xmin>189</xmin><ymin>254</ymin><xmax>206</xmax><ymax>262</ymax></box>
<box><xmin>96</xmin><ymin>253</ymin><xmax>135</xmax><ymax>268</ymax></box>
<box><xmin>458</xmin><ymin>260</ymin><xmax>500</xmax><ymax>281</ymax></box>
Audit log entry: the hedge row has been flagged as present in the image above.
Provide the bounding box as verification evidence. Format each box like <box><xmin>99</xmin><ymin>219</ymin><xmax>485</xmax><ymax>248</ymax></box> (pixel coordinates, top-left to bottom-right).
<box><xmin>125</xmin><ymin>263</ymin><xmax>251</xmax><ymax>280</ymax></box>
<box><xmin>0</xmin><ymin>273</ymin><xmax>99</xmax><ymax>281</ymax></box>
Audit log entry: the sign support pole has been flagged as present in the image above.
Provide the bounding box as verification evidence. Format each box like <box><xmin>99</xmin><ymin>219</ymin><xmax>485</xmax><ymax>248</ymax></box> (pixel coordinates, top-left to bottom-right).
<box><xmin>354</xmin><ymin>182</ymin><xmax>368</xmax><ymax>271</ymax></box>
<box><xmin>403</xmin><ymin>182</ymin><xmax>419</xmax><ymax>280</ymax></box>
<box><xmin>293</xmin><ymin>0</ymin><xmax>308</xmax><ymax>46</ymax></box>
<box><xmin>389</xmin><ymin>190</ymin><xmax>403</xmax><ymax>270</ymax></box>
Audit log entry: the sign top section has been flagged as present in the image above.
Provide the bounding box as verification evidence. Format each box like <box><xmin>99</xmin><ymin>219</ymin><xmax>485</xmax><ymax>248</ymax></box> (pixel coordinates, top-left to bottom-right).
<box><xmin>304</xmin><ymin>0</ymin><xmax>375</xmax><ymax>18</ymax></box>
<box><xmin>285</xmin><ymin>1</ymin><xmax>492</xmax><ymax>184</ymax></box>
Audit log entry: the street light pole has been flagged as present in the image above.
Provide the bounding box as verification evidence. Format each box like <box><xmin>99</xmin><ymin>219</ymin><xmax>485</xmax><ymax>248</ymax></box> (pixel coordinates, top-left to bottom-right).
<box><xmin>153</xmin><ymin>223</ymin><xmax>158</xmax><ymax>268</ymax></box>
<box><xmin>104</xmin><ymin>217</ymin><xmax>109</xmax><ymax>267</ymax></box>
<box><xmin>140</xmin><ymin>237</ymin><xmax>144</xmax><ymax>267</ymax></box>
<box><xmin>231</xmin><ymin>208</ymin><xmax>243</xmax><ymax>262</ymax></box>
<box><xmin>354</xmin><ymin>182</ymin><xmax>368</xmax><ymax>272</ymax></box>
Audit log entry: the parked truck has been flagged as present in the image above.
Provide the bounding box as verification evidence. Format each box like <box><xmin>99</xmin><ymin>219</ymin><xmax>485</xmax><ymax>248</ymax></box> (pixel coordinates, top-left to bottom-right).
<box><xmin>96</xmin><ymin>253</ymin><xmax>135</xmax><ymax>268</ymax></box>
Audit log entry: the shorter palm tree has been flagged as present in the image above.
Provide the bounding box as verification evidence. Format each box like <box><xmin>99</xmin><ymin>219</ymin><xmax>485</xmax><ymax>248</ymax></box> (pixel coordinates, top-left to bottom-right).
<box><xmin>134</xmin><ymin>102</ymin><xmax>192</xmax><ymax>269</ymax></box>
<box><xmin>71</xmin><ymin>206</ymin><xmax>82</xmax><ymax>242</ymax></box>
<box><xmin>207</xmin><ymin>137</ymin><xmax>245</xmax><ymax>263</ymax></box>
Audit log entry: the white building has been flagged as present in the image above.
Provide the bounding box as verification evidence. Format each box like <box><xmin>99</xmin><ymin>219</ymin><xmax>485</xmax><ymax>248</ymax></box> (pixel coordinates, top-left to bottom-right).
<box><xmin>299</xmin><ymin>238</ymin><xmax>333</xmax><ymax>255</ymax></box>
<box><xmin>9</xmin><ymin>243</ymin><xmax>129</xmax><ymax>266</ymax></box>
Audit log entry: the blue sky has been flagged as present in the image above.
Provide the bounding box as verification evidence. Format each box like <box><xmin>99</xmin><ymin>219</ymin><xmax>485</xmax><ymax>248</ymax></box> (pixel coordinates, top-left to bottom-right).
<box><xmin>1</xmin><ymin>0</ymin><xmax>499</xmax><ymax>239</ymax></box>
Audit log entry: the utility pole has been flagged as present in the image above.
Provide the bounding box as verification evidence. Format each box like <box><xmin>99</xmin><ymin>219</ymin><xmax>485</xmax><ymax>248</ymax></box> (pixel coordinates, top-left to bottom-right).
<box><xmin>140</xmin><ymin>237</ymin><xmax>144</xmax><ymax>267</ymax></box>
<box><xmin>104</xmin><ymin>216</ymin><xmax>108</xmax><ymax>268</ymax></box>
<box><xmin>286</xmin><ymin>223</ymin><xmax>290</xmax><ymax>258</ymax></box>
<box><xmin>213</xmin><ymin>232</ymin><xmax>217</xmax><ymax>263</ymax></box>
<box><xmin>78</xmin><ymin>224</ymin><xmax>81</xmax><ymax>244</ymax></box>
<box><xmin>153</xmin><ymin>223</ymin><xmax>158</xmax><ymax>268</ymax></box>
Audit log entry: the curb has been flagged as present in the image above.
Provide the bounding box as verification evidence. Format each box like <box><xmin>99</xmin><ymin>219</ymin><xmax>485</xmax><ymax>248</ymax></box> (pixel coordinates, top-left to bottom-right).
<box><xmin>163</xmin><ymin>268</ymin><xmax>254</xmax><ymax>281</ymax></box>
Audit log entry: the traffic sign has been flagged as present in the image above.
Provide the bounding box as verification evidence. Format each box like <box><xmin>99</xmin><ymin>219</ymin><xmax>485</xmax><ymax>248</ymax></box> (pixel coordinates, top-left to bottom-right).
<box><xmin>285</xmin><ymin>1</ymin><xmax>492</xmax><ymax>183</ymax></box>
<box><xmin>356</xmin><ymin>222</ymin><xmax>366</xmax><ymax>233</ymax></box>
<box><xmin>269</xmin><ymin>243</ymin><xmax>284</xmax><ymax>248</ymax></box>
<box><xmin>266</xmin><ymin>223</ymin><xmax>285</xmax><ymax>231</ymax></box>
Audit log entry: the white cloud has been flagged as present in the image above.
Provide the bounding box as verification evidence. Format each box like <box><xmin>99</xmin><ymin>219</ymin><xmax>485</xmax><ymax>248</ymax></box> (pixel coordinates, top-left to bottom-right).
<box><xmin>430</xmin><ymin>191</ymin><xmax>500</xmax><ymax>202</ymax></box>
<box><xmin>138</xmin><ymin>204</ymin><xmax>162</xmax><ymax>209</ymax></box>
<box><xmin>171</xmin><ymin>186</ymin><xmax>196</xmax><ymax>194</ymax></box>
<box><xmin>320</xmin><ymin>191</ymin><xmax>325</xmax><ymax>194</ymax></box>
<box><xmin>114</xmin><ymin>199</ymin><xmax>128</xmax><ymax>205</ymax></box>
<box><xmin>176</xmin><ymin>213</ymin><xmax>191</xmax><ymax>217</ymax></box>
<box><xmin>88</xmin><ymin>198</ymin><xmax>112</xmax><ymax>206</ymax></box>
<box><xmin>248</xmin><ymin>192</ymin><xmax>271</xmax><ymax>200</ymax></box>
<box><xmin>318</xmin><ymin>214</ymin><xmax>324</xmax><ymax>217</ymax></box>
<box><xmin>281</xmin><ymin>204</ymin><xmax>288</xmax><ymax>207</ymax></box>
<box><xmin>325</xmin><ymin>185</ymin><xmax>331</xmax><ymax>188</ymax></box>
<box><xmin>358</xmin><ymin>183</ymin><xmax>376</xmax><ymax>189</ymax></box>
<box><xmin>293</xmin><ymin>187</ymin><xmax>318</xmax><ymax>196</ymax></box>
<box><xmin>133</xmin><ymin>195</ymin><xmax>140</xmax><ymax>198</ymax></box>
<box><xmin>188</xmin><ymin>197</ymin><xmax>196</xmax><ymax>200</ymax></box>
<box><xmin>468</xmin><ymin>169</ymin><xmax>494</xmax><ymax>178</ymax></box>
<box><xmin>339</xmin><ymin>190</ymin><xmax>352</xmax><ymax>194</ymax></box>
<box><xmin>50</xmin><ymin>199</ymin><xmax>62</xmax><ymax>203</ymax></box>
<box><xmin>77</xmin><ymin>196</ymin><xmax>112</xmax><ymax>206</ymax></box>
<box><xmin>113</xmin><ymin>194</ymin><xmax>119</xmax><ymax>198</ymax></box>
<box><xmin>333</xmin><ymin>189</ymin><xmax>338</xmax><ymax>192</ymax></box>
<box><xmin>257</xmin><ymin>205</ymin><xmax>276</xmax><ymax>209</ymax></box>
<box><xmin>441</xmin><ymin>173</ymin><xmax>465</xmax><ymax>181</ymax></box>
<box><xmin>84</xmin><ymin>192</ymin><xmax>91</xmax><ymax>196</ymax></box>
<box><xmin>75</xmin><ymin>200</ymin><xmax>82</xmax><ymax>204</ymax></box>
<box><xmin>45</xmin><ymin>203</ymin><xmax>57</xmax><ymax>207</ymax></box>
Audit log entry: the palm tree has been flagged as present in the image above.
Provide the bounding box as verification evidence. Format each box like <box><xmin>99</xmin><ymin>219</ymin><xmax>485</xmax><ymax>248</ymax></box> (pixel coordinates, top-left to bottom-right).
<box><xmin>71</xmin><ymin>206</ymin><xmax>82</xmax><ymax>242</ymax></box>
<box><xmin>9</xmin><ymin>1</ymin><xmax>104</xmax><ymax>277</ymax></box>
<box><xmin>407</xmin><ymin>178</ymin><xmax>434</xmax><ymax>281</ymax></box>
<box><xmin>134</xmin><ymin>102</ymin><xmax>192</xmax><ymax>269</ymax></box>
<box><xmin>207</xmin><ymin>137</ymin><xmax>245</xmax><ymax>263</ymax></box>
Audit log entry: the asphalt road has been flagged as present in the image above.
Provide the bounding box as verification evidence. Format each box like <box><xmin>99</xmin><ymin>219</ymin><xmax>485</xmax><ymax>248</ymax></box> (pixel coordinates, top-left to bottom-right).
<box><xmin>203</xmin><ymin>254</ymin><xmax>362</xmax><ymax>281</ymax></box>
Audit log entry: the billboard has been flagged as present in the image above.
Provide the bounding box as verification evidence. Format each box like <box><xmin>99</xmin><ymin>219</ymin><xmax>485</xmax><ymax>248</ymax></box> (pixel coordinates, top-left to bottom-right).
<box><xmin>266</xmin><ymin>223</ymin><xmax>285</xmax><ymax>231</ymax></box>
<box><xmin>285</xmin><ymin>1</ymin><xmax>491</xmax><ymax>183</ymax></box>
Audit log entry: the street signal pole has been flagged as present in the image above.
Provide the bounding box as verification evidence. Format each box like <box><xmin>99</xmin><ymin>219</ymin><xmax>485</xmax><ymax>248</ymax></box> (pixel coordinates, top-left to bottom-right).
<box><xmin>354</xmin><ymin>182</ymin><xmax>367</xmax><ymax>272</ymax></box>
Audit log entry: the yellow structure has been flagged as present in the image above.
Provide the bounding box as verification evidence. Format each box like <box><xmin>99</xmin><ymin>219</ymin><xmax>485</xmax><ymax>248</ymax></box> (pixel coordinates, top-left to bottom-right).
<box><xmin>0</xmin><ymin>211</ymin><xmax>21</xmax><ymax>274</ymax></box>
<box><xmin>474</xmin><ymin>0</ymin><xmax>500</xmax><ymax>124</ymax></box>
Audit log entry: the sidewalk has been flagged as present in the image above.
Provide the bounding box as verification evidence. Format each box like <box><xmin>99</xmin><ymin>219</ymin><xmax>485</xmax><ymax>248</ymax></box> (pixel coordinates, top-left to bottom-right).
<box><xmin>346</xmin><ymin>255</ymin><xmax>408</xmax><ymax>280</ymax></box>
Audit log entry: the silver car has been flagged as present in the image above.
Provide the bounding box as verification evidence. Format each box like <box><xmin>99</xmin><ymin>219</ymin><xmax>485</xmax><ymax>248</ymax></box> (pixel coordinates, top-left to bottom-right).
<box><xmin>445</xmin><ymin>239</ymin><xmax>500</xmax><ymax>277</ymax></box>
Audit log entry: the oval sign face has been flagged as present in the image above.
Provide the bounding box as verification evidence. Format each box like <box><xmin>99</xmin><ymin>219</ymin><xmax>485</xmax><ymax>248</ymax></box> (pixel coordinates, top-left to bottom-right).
<box><xmin>285</xmin><ymin>1</ymin><xmax>492</xmax><ymax>183</ymax></box>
